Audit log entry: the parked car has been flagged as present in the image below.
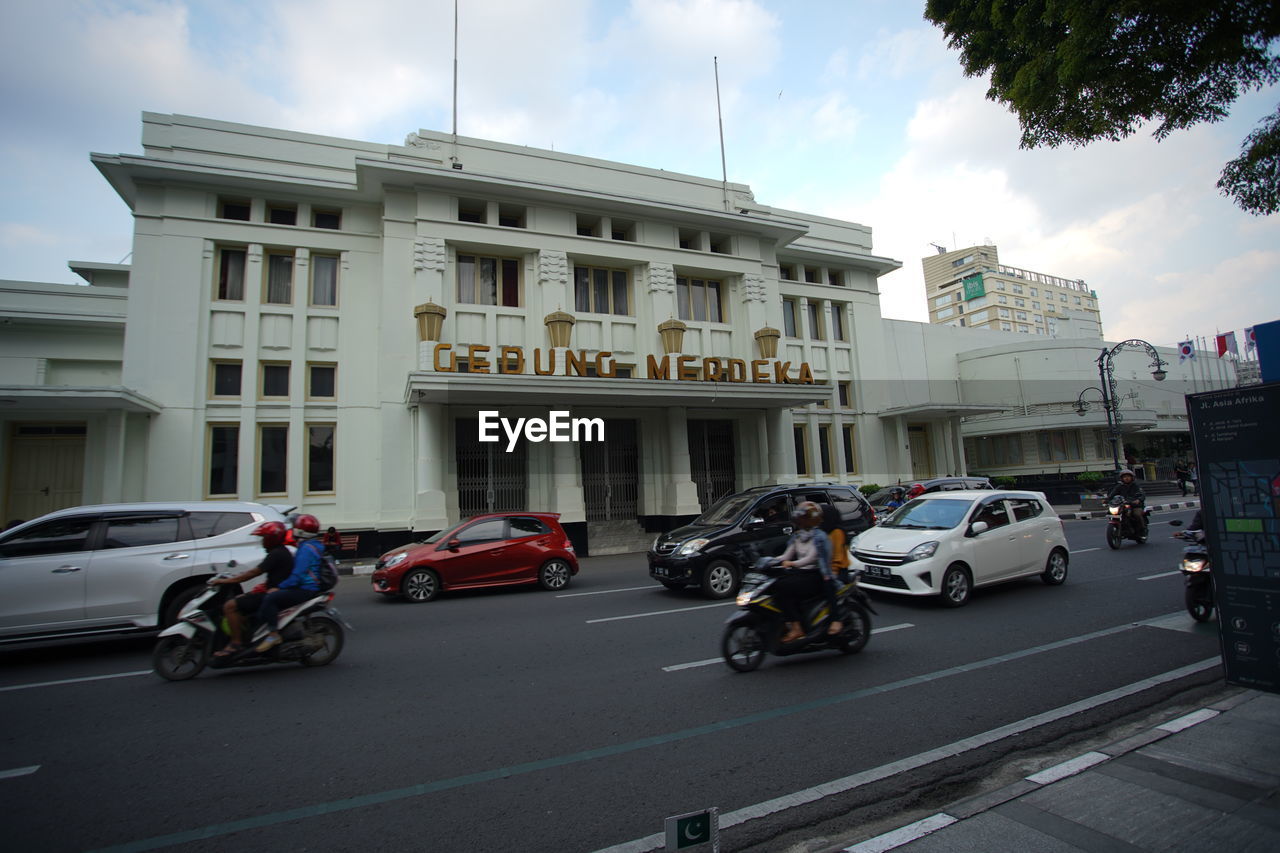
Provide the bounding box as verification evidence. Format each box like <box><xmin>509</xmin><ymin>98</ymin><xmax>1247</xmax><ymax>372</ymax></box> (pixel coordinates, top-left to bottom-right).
<box><xmin>371</xmin><ymin>512</ymin><xmax>577</xmax><ymax>602</ymax></box>
<box><xmin>851</xmin><ymin>490</ymin><xmax>1069</xmax><ymax>607</ymax></box>
<box><xmin>0</xmin><ymin>501</ymin><xmax>292</xmax><ymax>641</ymax></box>
<box><xmin>866</xmin><ymin>477</ymin><xmax>993</xmax><ymax>513</ymax></box>
<box><xmin>648</xmin><ymin>483</ymin><xmax>876</xmax><ymax>599</ymax></box>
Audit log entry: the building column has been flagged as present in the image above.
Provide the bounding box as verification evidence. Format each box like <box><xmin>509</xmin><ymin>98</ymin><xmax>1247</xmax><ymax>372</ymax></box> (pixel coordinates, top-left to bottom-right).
<box><xmin>665</xmin><ymin>407</ymin><xmax>703</xmax><ymax>517</ymax></box>
<box><xmin>413</xmin><ymin>402</ymin><xmax>449</xmax><ymax>531</ymax></box>
<box><xmin>766</xmin><ymin>406</ymin><xmax>797</xmax><ymax>483</ymax></box>
<box><xmin>897</xmin><ymin>415</ymin><xmax>911</xmax><ymax>480</ymax></box>
<box><xmin>549</xmin><ymin>416</ymin><xmax>587</xmax><ymax>524</ymax></box>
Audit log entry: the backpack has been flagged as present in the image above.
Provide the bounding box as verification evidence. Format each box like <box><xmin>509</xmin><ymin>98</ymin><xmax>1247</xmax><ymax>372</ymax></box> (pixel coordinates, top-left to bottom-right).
<box><xmin>302</xmin><ymin>539</ymin><xmax>339</xmax><ymax>591</ymax></box>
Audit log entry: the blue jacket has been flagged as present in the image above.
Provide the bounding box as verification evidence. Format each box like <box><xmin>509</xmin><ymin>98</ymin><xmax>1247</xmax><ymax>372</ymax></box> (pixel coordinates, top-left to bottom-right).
<box><xmin>278</xmin><ymin>539</ymin><xmax>324</xmax><ymax>591</ymax></box>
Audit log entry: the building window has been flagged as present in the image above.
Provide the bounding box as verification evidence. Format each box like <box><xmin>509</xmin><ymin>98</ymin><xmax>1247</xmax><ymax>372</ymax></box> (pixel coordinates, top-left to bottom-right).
<box><xmin>308</xmin><ymin>363</ymin><xmax>336</xmax><ymax>399</ymax></box>
<box><xmin>458</xmin><ymin>254</ymin><xmax>520</xmax><ymax>307</ymax></box>
<box><xmin>312</xmin><ymin>208</ymin><xmax>341</xmax><ymax>229</ymax></box>
<box><xmin>936</xmin><ymin>307</ymin><xmax>955</xmax><ymax>320</ymax></box>
<box><xmin>842</xmin><ymin>424</ymin><xmax>858</xmax><ymax>474</ymax></box>
<box><xmin>830</xmin><ymin>303</ymin><xmax>847</xmax><ymax>341</ymax></box>
<box><xmin>1038</xmin><ymin>430</ymin><xmax>1082</xmax><ymax>462</ymax></box>
<box><xmin>806</xmin><ymin>301</ymin><xmax>824</xmax><ymax>340</ymax></box>
<box><xmin>267</xmin><ymin>204</ymin><xmax>297</xmax><ymax>226</ymax></box>
<box><xmin>677</xmin><ymin>228</ymin><xmax>699</xmax><ymax>250</ymax></box>
<box><xmin>969</xmin><ymin>309</ymin><xmax>990</xmax><ymax>324</ymax></box>
<box><xmin>793</xmin><ymin>425</ymin><xmax>809</xmax><ymax>477</ymax></box>
<box><xmin>211</xmin><ymin>360</ymin><xmax>242</xmax><ymax>398</ymax></box>
<box><xmin>208</xmin><ymin>424</ymin><xmax>239</xmax><ymax>496</ymax></box>
<box><xmin>818</xmin><ymin>424</ymin><xmax>833</xmax><ymax>474</ymax></box>
<box><xmin>265</xmin><ymin>252</ymin><xmax>293</xmax><ymax>304</ymax></box>
<box><xmin>575</xmin><ymin>214</ymin><xmax>600</xmax><ymax>237</ymax></box>
<box><xmin>218</xmin><ymin>197</ymin><xmax>250</xmax><ymax>221</ymax></box>
<box><xmin>708</xmin><ymin>233</ymin><xmax>732</xmax><ymax>254</ymax></box>
<box><xmin>782</xmin><ymin>298</ymin><xmax>798</xmax><ymax>337</ymax></box>
<box><xmin>310</xmin><ymin>254</ymin><xmax>339</xmax><ymax>306</ymax></box>
<box><xmin>307</xmin><ymin>424</ymin><xmax>335</xmax><ymax>494</ymax></box>
<box><xmin>458</xmin><ymin>198</ymin><xmax>487</xmax><ymax>224</ymax></box>
<box><xmin>967</xmin><ymin>434</ymin><xmax>1024</xmax><ymax>468</ymax></box>
<box><xmin>261</xmin><ymin>363</ymin><xmax>290</xmax><ymax>399</ymax></box>
<box><xmin>838</xmin><ymin>381</ymin><xmax>853</xmax><ymax>408</ymax></box>
<box><xmin>828</xmin><ymin>270</ymin><xmax>845</xmax><ymax>287</ymax></box>
<box><xmin>779</xmin><ymin>263</ymin><xmax>796</xmax><ymax>281</ymax></box>
<box><xmin>258</xmin><ymin>424</ymin><xmax>288</xmax><ymax>495</ymax></box>
<box><xmin>573</xmin><ymin>266</ymin><xmax>630</xmax><ymax>315</ymax></box>
<box><xmin>675</xmin><ymin>276</ymin><xmax>723</xmax><ymax>322</ymax></box>
<box><xmin>497</xmin><ymin>204</ymin><xmax>526</xmax><ymax>228</ymax></box>
<box><xmin>217</xmin><ymin>248</ymin><xmax>246</xmax><ymax>301</ymax></box>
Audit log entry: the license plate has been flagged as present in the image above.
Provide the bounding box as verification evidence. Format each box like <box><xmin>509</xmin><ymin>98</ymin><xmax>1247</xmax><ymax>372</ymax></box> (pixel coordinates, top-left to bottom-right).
<box><xmin>867</xmin><ymin>566</ymin><xmax>890</xmax><ymax>578</ymax></box>
<box><xmin>654</xmin><ymin>567</ymin><xmax>667</xmax><ymax>578</ymax></box>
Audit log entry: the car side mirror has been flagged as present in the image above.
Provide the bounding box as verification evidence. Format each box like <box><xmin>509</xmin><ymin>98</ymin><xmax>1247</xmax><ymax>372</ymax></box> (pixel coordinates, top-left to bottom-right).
<box><xmin>745</xmin><ymin>517</ymin><xmax>765</xmax><ymax>530</ymax></box>
<box><xmin>447</xmin><ymin>539</ymin><xmax>462</xmax><ymax>551</ymax></box>
<box><xmin>968</xmin><ymin>521</ymin><xmax>989</xmax><ymax>536</ymax></box>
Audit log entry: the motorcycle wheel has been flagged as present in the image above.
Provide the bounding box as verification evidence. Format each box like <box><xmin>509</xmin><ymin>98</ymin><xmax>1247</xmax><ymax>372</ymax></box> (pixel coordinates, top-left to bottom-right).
<box><xmin>1105</xmin><ymin>525</ymin><xmax>1122</xmax><ymax>550</ymax></box>
<box><xmin>300</xmin><ymin>615</ymin><xmax>344</xmax><ymax>666</ymax></box>
<box><xmin>836</xmin><ymin>603</ymin><xmax>871</xmax><ymax>655</ymax></box>
<box><xmin>1185</xmin><ymin>588</ymin><xmax>1215</xmax><ymax>623</ymax></box>
<box><xmin>721</xmin><ymin>622</ymin><xmax>767</xmax><ymax>672</ymax></box>
<box><xmin>152</xmin><ymin>634</ymin><xmax>210</xmax><ymax>681</ymax></box>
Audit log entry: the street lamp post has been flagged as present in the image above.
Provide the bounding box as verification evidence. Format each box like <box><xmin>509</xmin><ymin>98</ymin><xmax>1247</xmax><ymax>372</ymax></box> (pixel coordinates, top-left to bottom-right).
<box><xmin>1075</xmin><ymin>339</ymin><xmax>1168</xmax><ymax>475</ymax></box>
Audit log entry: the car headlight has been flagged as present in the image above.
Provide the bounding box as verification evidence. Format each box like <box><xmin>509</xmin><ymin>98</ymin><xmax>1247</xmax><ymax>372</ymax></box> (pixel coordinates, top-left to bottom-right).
<box><xmin>677</xmin><ymin>538</ymin><xmax>710</xmax><ymax>556</ymax></box>
<box><xmin>904</xmin><ymin>541</ymin><xmax>940</xmax><ymax>562</ymax></box>
<box><xmin>384</xmin><ymin>552</ymin><xmax>408</xmax><ymax>569</ymax></box>
<box><xmin>1181</xmin><ymin>557</ymin><xmax>1209</xmax><ymax>572</ymax></box>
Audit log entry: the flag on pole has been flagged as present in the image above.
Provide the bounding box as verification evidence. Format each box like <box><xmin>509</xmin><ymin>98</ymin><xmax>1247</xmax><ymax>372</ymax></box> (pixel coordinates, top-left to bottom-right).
<box><xmin>1178</xmin><ymin>340</ymin><xmax>1195</xmax><ymax>362</ymax></box>
<box><xmin>1244</xmin><ymin>326</ymin><xmax>1256</xmax><ymax>352</ymax></box>
<box><xmin>1216</xmin><ymin>331</ymin><xmax>1238</xmax><ymax>358</ymax></box>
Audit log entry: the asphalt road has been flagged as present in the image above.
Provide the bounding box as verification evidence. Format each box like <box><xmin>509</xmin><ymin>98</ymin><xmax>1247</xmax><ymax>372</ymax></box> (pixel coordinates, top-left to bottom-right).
<box><xmin>0</xmin><ymin>508</ymin><xmax>1224</xmax><ymax>853</ymax></box>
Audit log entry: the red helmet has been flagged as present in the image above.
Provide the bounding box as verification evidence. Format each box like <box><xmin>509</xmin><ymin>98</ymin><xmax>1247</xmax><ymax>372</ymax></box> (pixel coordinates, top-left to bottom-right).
<box><xmin>252</xmin><ymin>521</ymin><xmax>288</xmax><ymax>549</ymax></box>
<box><xmin>906</xmin><ymin>484</ymin><xmax>926</xmax><ymax>499</ymax></box>
<box><xmin>293</xmin><ymin>513</ymin><xmax>321</xmax><ymax>539</ymax></box>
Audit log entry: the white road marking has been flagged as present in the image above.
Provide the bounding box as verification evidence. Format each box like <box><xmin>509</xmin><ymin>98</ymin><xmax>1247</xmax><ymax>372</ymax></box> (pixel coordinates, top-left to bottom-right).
<box><xmin>1070</xmin><ymin>547</ymin><xmax>1101</xmax><ymax>554</ymax></box>
<box><xmin>0</xmin><ymin>670</ymin><xmax>151</xmax><ymax>693</ymax></box>
<box><xmin>586</xmin><ymin>602</ymin><xmax>734</xmax><ymax>624</ymax></box>
<box><xmin>844</xmin><ymin>814</ymin><xmax>957</xmax><ymax>853</ymax></box>
<box><xmin>662</xmin><ymin>623</ymin><xmax>915</xmax><ymax>672</ymax></box>
<box><xmin>1139</xmin><ymin>571</ymin><xmax>1181</xmax><ymax>581</ymax></box>
<box><xmin>557</xmin><ymin>585</ymin><xmax>656</xmax><ymax>598</ymax></box>
<box><xmin>0</xmin><ymin>765</ymin><xmax>40</xmax><ymax>780</ymax></box>
<box><xmin>1025</xmin><ymin>751</ymin><xmax>1110</xmax><ymax>785</ymax></box>
<box><xmin>1157</xmin><ymin>708</ymin><xmax>1219</xmax><ymax>732</ymax></box>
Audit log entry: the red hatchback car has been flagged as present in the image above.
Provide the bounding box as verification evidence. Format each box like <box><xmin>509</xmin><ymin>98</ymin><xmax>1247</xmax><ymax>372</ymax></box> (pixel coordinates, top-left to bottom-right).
<box><xmin>371</xmin><ymin>512</ymin><xmax>578</xmax><ymax>602</ymax></box>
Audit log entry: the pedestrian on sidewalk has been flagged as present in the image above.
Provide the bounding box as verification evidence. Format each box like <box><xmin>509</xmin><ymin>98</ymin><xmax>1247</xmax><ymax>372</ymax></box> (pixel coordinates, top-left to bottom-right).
<box><xmin>1174</xmin><ymin>460</ymin><xmax>1191</xmax><ymax>496</ymax></box>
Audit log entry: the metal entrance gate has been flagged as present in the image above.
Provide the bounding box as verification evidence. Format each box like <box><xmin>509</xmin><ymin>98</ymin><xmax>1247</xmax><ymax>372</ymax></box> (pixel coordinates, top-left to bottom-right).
<box><xmin>580</xmin><ymin>419</ymin><xmax>639</xmax><ymax>521</ymax></box>
<box><xmin>455</xmin><ymin>419</ymin><xmax>528</xmax><ymax>517</ymax></box>
<box><xmin>688</xmin><ymin>419</ymin><xmax>736</xmax><ymax>511</ymax></box>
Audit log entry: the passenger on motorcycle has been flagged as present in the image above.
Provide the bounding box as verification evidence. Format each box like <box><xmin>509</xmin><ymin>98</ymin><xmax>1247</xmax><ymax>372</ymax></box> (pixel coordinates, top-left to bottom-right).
<box><xmin>1108</xmin><ymin>469</ymin><xmax>1148</xmax><ymax>536</ymax></box>
<box><xmin>774</xmin><ymin>501</ymin><xmax>842</xmax><ymax>644</ymax></box>
<box><xmin>211</xmin><ymin>521</ymin><xmax>294</xmax><ymax>657</ymax></box>
<box><xmin>255</xmin><ymin>514</ymin><xmax>327</xmax><ymax>652</ymax></box>
<box><xmin>884</xmin><ymin>487</ymin><xmax>907</xmax><ymax>510</ymax></box>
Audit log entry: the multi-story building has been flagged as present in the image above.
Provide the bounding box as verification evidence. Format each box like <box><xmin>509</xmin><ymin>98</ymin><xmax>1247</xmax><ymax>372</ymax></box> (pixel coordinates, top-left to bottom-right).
<box><xmin>922</xmin><ymin>245</ymin><xmax>1103</xmax><ymax>338</ymax></box>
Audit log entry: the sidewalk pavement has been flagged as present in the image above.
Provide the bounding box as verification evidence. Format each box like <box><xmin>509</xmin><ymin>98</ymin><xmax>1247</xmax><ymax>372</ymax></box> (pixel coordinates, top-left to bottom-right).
<box><xmin>837</xmin><ymin>688</ymin><xmax>1280</xmax><ymax>853</ymax></box>
<box><xmin>1056</xmin><ymin>497</ymin><xmax>1201</xmax><ymax>520</ymax></box>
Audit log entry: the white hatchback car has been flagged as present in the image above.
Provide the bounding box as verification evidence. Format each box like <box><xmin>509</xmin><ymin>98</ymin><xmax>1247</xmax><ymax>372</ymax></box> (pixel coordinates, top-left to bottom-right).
<box><xmin>852</xmin><ymin>490</ymin><xmax>1069</xmax><ymax>607</ymax></box>
<box><xmin>0</xmin><ymin>501</ymin><xmax>292</xmax><ymax>641</ymax></box>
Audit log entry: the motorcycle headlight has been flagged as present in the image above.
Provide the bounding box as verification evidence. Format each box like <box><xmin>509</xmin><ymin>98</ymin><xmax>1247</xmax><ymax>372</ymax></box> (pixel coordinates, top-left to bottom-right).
<box><xmin>1108</xmin><ymin>505</ymin><xmax>1122</xmax><ymax>515</ymax></box>
<box><xmin>904</xmin><ymin>541</ymin><xmax>940</xmax><ymax>562</ymax></box>
<box><xmin>384</xmin><ymin>552</ymin><xmax>408</xmax><ymax>569</ymax></box>
<box><xmin>735</xmin><ymin>590</ymin><xmax>754</xmax><ymax>607</ymax></box>
<box><xmin>1181</xmin><ymin>557</ymin><xmax>1209</xmax><ymax>572</ymax></box>
<box><xmin>677</xmin><ymin>538</ymin><xmax>710</xmax><ymax>556</ymax></box>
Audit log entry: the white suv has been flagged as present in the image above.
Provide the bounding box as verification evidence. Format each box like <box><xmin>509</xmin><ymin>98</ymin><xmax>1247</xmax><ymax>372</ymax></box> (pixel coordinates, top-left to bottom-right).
<box><xmin>852</xmin><ymin>490</ymin><xmax>1069</xmax><ymax>607</ymax></box>
<box><xmin>0</xmin><ymin>501</ymin><xmax>292</xmax><ymax>641</ymax></box>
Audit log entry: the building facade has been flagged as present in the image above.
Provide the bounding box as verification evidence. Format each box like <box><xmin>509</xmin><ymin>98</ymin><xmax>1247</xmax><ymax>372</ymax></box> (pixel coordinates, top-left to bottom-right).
<box><xmin>923</xmin><ymin>244</ymin><xmax>1103</xmax><ymax>338</ymax></box>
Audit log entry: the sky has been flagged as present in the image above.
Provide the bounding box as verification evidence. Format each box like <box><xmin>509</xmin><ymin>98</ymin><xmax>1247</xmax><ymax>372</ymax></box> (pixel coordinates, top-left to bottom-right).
<box><xmin>1</xmin><ymin>0</ymin><xmax>1277</xmax><ymax>348</ymax></box>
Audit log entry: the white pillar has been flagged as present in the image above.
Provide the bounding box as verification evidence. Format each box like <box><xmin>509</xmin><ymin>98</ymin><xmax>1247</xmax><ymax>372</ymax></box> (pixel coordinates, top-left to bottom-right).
<box><xmin>766</xmin><ymin>406</ymin><xmax>797</xmax><ymax>483</ymax></box>
<box><xmin>414</xmin><ymin>403</ymin><xmax>449</xmax><ymax>530</ymax></box>
<box><xmin>549</xmin><ymin>418</ymin><xmax>587</xmax><ymax>524</ymax></box>
<box><xmin>665</xmin><ymin>407</ymin><xmax>703</xmax><ymax>516</ymax></box>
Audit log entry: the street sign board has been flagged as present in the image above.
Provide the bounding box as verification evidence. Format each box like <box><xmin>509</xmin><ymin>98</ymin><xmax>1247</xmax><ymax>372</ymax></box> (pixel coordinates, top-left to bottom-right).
<box><xmin>1186</xmin><ymin>381</ymin><xmax>1280</xmax><ymax>694</ymax></box>
<box><xmin>665</xmin><ymin>807</ymin><xmax>719</xmax><ymax>851</ymax></box>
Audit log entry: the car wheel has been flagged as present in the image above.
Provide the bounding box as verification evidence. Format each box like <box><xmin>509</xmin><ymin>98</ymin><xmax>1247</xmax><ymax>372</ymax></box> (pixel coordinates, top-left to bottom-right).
<box><xmin>160</xmin><ymin>583</ymin><xmax>206</xmax><ymax>628</ymax></box>
<box><xmin>1041</xmin><ymin>549</ymin><xmax>1069</xmax><ymax>585</ymax></box>
<box><xmin>837</xmin><ymin>603</ymin><xmax>871</xmax><ymax>654</ymax></box>
<box><xmin>721</xmin><ymin>622</ymin><xmax>767</xmax><ymax>672</ymax></box>
<box><xmin>940</xmin><ymin>564</ymin><xmax>971</xmax><ymax>607</ymax></box>
<box><xmin>659</xmin><ymin>580</ymin><xmax>687</xmax><ymax>591</ymax></box>
<box><xmin>538</xmin><ymin>559</ymin><xmax>573</xmax><ymax>591</ymax></box>
<box><xmin>701</xmin><ymin>559</ymin><xmax>739</xmax><ymax>600</ymax></box>
<box><xmin>401</xmin><ymin>568</ymin><xmax>440</xmax><ymax>603</ymax></box>
<box><xmin>1105</xmin><ymin>525</ymin><xmax>1122</xmax><ymax>550</ymax></box>
<box><xmin>300</xmin><ymin>615</ymin><xmax>344</xmax><ymax>666</ymax></box>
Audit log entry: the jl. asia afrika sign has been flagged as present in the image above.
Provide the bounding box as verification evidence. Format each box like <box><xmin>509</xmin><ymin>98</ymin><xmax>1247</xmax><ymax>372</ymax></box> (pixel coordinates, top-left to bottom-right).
<box><xmin>432</xmin><ymin>344</ymin><xmax>817</xmax><ymax>384</ymax></box>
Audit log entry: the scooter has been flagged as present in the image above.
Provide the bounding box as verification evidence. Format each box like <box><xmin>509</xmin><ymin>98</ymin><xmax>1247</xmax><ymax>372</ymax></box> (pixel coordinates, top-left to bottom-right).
<box><xmin>1169</xmin><ymin>519</ymin><xmax>1214</xmax><ymax>622</ymax></box>
<box><xmin>1105</xmin><ymin>496</ymin><xmax>1150</xmax><ymax>549</ymax></box>
<box><xmin>152</xmin><ymin>563</ymin><xmax>350</xmax><ymax>681</ymax></box>
<box><xmin>721</xmin><ymin>561</ymin><xmax>876</xmax><ymax>672</ymax></box>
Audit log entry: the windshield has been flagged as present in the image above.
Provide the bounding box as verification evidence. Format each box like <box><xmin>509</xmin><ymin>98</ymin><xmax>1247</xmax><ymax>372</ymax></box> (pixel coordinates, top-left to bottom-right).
<box><xmin>694</xmin><ymin>494</ymin><xmax>755</xmax><ymax>526</ymax></box>
<box><xmin>879</xmin><ymin>498</ymin><xmax>972</xmax><ymax>530</ymax></box>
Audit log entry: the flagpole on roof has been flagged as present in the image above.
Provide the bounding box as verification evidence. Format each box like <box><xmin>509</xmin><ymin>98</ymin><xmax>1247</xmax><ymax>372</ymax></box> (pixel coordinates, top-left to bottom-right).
<box><xmin>714</xmin><ymin>56</ymin><xmax>730</xmax><ymax>211</ymax></box>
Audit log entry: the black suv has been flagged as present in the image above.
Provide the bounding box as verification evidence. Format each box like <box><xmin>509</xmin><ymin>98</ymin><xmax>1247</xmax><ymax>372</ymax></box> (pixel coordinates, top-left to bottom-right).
<box><xmin>647</xmin><ymin>483</ymin><xmax>876</xmax><ymax>599</ymax></box>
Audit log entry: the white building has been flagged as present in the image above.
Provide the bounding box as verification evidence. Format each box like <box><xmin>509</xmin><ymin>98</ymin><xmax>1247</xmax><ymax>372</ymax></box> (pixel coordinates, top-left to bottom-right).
<box><xmin>0</xmin><ymin>114</ymin><xmax>1227</xmax><ymax>553</ymax></box>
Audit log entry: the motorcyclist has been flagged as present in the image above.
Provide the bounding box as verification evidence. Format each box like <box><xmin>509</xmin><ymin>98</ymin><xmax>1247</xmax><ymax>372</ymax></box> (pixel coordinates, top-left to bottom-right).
<box><xmin>255</xmin><ymin>514</ymin><xmax>327</xmax><ymax>652</ymax></box>
<box><xmin>773</xmin><ymin>501</ymin><xmax>841</xmax><ymax>644</ymax></box>
<box><xmin>884</xmin><ymin>487</ymin><xmax>907</xmax><ymax>510</ymax></box>
<box><xmin>1108</xmin><ymin>469</ymin><xmax>1148</xmax><ymax>536</ymax></box>
<box><xmin>211</xmin><ymin>521</ymin><xmax>294</xmax><ymax>657</ymax></box>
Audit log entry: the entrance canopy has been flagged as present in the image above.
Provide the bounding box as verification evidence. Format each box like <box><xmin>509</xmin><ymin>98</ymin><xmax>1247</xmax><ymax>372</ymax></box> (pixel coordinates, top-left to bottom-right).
<box><xmin>0</xmin><ymin>385</ymin><xmax>162</xmax><ymax>413</ymax></box>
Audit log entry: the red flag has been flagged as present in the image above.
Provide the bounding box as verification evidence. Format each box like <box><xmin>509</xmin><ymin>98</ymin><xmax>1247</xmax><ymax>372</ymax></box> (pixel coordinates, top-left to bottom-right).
<box><xmin>1216</xmin><ymin>333</ymin><xmax>1229</xmax><ymax>357</ymax></box>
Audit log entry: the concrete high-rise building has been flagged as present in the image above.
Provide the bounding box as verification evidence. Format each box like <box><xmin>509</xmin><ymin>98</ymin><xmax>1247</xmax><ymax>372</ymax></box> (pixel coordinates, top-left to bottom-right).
<box><xmin>922</xmin><ymin>245</ymin><xmax>1103</xmax><ymax>338</ymax></box>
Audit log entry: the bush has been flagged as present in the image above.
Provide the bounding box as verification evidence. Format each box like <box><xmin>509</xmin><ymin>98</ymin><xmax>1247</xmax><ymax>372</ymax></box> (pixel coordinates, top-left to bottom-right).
<box><xmin>1077</xmin><ymin>471</ymin><xmax>1104</xmax><ymax>483</ymax></box>
<box><xmin>859</xmin><ymin>483</ymin><xmax>881</xmax><ymax>497</ymax></box>
<box><xmin>994</xmin><ymin>476</ymin><xmax>1017</xmax><ymax>488</ymax></box>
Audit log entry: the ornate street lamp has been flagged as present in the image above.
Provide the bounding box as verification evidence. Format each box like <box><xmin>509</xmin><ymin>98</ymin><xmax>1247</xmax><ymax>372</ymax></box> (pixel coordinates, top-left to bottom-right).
<box><xmin>1075</xmin><ymin>339</ymin><xmax>1168</xmax><ymax>474</ymax></box>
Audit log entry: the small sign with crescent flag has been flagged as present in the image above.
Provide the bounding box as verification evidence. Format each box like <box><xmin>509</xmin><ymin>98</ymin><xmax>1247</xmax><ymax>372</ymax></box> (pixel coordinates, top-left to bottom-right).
<box><xmin>665</xmin><ymin>807</ymin><xmax>719</xmax><ymax>851</ymax></box>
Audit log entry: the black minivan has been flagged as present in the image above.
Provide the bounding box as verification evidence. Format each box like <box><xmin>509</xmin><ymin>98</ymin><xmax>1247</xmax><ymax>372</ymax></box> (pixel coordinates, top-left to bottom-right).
<box><xmin>647</xmin><ymin>483</ymin><xmax>876</xmax><ymax>599</ymax></box>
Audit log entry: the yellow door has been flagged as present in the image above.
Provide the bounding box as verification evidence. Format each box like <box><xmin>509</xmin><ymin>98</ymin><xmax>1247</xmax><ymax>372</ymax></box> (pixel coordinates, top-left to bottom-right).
<box><xmin>5</xmin><ymin>428</ymin><xmax>86</xmax><ymax>522</ymax></box>
<box><xmin>908</xmin><ymin>426</ymin><xmax>932</xmax><ymax>480</ymax></box>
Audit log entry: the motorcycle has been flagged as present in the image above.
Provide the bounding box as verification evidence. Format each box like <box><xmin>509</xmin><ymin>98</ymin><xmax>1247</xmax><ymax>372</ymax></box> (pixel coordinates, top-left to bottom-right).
<box><xmin>721</xmin><ymin>561</ymin><xmax>876</xmax><ymax>672</ymax></box>
<box><xmin>1169</xmin><ymin>519</ymin><xmax>1214</xmax><ymax>622</ymax></box>
<box><xmin>152</xmin><ymin>564</ymin><xmax>350</xmax><ymax>681</ymax></box>
<box><xmin>1105</xmin><ymin>496</ymin><xmax>1150</xmax><ymax>549</ymax></box>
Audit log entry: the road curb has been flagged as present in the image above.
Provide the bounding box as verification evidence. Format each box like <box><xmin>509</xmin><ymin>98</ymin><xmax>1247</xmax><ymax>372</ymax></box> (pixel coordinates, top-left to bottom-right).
<box><xmin>1062</xmin><ymin>499</ymin><xmax>1200</xmax><ymax>520</ymax></box>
